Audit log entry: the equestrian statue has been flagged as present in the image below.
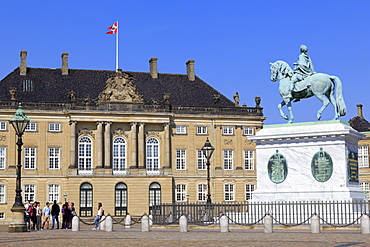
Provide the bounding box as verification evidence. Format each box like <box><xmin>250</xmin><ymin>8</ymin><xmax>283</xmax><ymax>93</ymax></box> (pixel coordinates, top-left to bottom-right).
<box><xmin>269</xmin><ymin>44</ymin><xmax>346</xmax><ymax>123</ymax></box>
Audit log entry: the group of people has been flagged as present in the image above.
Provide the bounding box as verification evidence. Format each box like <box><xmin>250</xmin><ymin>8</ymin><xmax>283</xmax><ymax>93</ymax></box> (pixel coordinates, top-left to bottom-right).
<box><xmin>25</xmin><ymin>200</ymin><xmax>76</xmax><ymax>231</ymax></box>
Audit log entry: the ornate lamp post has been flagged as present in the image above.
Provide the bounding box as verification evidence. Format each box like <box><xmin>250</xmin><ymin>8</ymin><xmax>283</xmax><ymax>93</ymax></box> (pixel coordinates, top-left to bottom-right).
<box><xmin>64</xmin><ymin>192</ymin><xmax>68</xmax><ymax>203</ymax></box>
<box><xmin>8</xmin><ymin>104</ymin><xmax>30</xmax><ymax>233</ymax></box>
<box><xmin>201</xmin><ymin>138</ymin><xmax>215</xmax><ymax>204</ymax></box>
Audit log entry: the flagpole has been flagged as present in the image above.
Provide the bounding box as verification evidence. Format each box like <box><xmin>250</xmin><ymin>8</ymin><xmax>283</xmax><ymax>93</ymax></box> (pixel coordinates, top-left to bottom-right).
<box><xmin>116</xmin><ymin>21</ymin><xmax>119</xmax><ymax>71</ymax></box>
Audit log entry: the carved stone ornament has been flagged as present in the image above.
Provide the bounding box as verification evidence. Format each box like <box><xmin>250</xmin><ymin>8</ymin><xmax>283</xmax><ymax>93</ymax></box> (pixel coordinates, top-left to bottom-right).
<box><xmin>146</xmin><ymin>131</ymin><xmax>161</xmax><ymax>139</ymax></box>
<box><xmin>244</xmin><ymin>138</ymin><xmax>253</xmax><ymax>145</ymax></box>
<box><xmin>0</xmin><ymin>136</ymin><xmax>6</xmax><ymax>141</ymax></box>
<box><xmin>224</xmin><ymin>139</ymin><xmax>233</xmax><ymax>145</ymax></box>
<box><xmin>78</xmin><ymin>129</ymin><xmax>95</xmax><ymax>138</ymax></box>
<box><xmin>98</xmin><ymin>69</ymin><xmax>144</xmax><ymax>103</ymax></box>
<box><xmin>9</xmin><ymin>87</ymin><xmax>17</xmax><ymax>100</ymax></box>
<box><xmin>113</xmin><ymin>128</ymin><xmax>129</xmax><ymax>139</ymax></box>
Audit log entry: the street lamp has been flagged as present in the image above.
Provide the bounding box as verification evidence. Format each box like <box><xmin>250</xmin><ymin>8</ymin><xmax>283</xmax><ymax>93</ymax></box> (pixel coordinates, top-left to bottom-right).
<box><xmin>8</xmin><ymin>104</ymin><xmax>30</xmax><ymax>233</ymax></box>
<box><xmin>201</xmin><ymin>138</ymin><xmax>215</xmax><ymax>204</ymax></box>
<box><xmin>64</xmin><ymin>193</ymin><xmax>68</xmax><ymax>203</ymax></box>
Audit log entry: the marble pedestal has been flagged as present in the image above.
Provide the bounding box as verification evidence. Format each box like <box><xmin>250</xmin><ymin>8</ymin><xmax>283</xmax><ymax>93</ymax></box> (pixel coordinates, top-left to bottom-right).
<box><xmin>249</xmin><ymin>120</ymin><xmax>366</xmax><ymax>202</ymax></box>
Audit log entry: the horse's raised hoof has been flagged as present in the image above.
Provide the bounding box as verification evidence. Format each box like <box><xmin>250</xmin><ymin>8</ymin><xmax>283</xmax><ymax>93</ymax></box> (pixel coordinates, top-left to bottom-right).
<box><xmin>283</xmin><ymin>115</ymin><xmax>288</xmax><ymax>120</ymax></box>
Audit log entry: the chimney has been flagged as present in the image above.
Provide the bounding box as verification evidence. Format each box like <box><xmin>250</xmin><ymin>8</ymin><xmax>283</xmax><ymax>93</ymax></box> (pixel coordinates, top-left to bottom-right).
<box><xmin>357</xmin><ymin>104</ymin><xmax>363</xmax><ymax>118</ymax></box>
<box><xmin>149</xmin><ymin>57</ymin><xmax>158</xmax><ymax>79</ymax></box>
<box><xmin>20</xmin><ymin>50</ymin><xmax>27</xmax><ymax>75</ymax></box>
<box><xmin>61</xmin><ymin>52</ymin><xmax>69</xmax><ymax>75</ymax></box>
<box><xmin>186</xmin><ymin>59</ymin><xmax>195</xmax><ymax>81</ymax></box>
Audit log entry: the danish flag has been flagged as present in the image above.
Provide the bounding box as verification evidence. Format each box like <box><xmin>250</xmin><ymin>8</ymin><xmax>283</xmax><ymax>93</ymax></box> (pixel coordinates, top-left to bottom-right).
<box><xmin>106</xmin><ymin>22</ymin><xmax>118</xmax><ymax>34</ymax></box>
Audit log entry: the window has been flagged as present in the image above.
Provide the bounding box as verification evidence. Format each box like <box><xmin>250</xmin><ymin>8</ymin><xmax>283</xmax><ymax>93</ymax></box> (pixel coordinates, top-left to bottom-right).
<box><xmin>175</xmin><ymin>126</ymin><xmax>186</xmax><ymax>134</ymax></box>
<box><xmin>146</xmin><ymin>137</ymin><xmax>159</xmax><ymax>173</ymax></box>
<box><xmin>245</xmin><ymin>184</ymin><xmax>256</xmax><ymax>200</ymax></box>
<box><xmin>115</xmin><ymin>183</ymin><xmax>128</xmax><ymax>216</ymax></box>
<box><xmin>244</xmin><ymin>150</ymin><xmax>254</xmax><ymax>170</ymax></box>
<box><xmin>0</xmin><ymin>147</ymin><xmax>5</xmax><ymax>169</ymax></box>
<box><xmin>113</xmin><ymin>137</ymin><xmax>126</xmax><ymax>174</ymax></box>
<box><xmin>48</xmin><ymin>147</ymin><xmax>60</xmax><ymax>169</ymax></box>
<box><xmin>360</xmin><ymin>182</ymin><xmax>370</xmax><ymax>199</ymax></box>
<box><xmin>22</xmin><ymin>79</ymin><xmax>33</xmax><ymax>92</ymax></box>
<box><xmin>24</xmin><ymin>147</ymin><xmax>36</xmax><ymax>169</ymax></box>
<box><xmin>78</xmin><ymin>136</ymin><xmax>92</xmax><ymax>174</ymax></box>
<box><xmin>359</xmin><ymin>145</ymin><xmax>369</xmax><ymax>168</ymax></box>
<box><xmin>224</xmin><ymin>183</ymin><xmax>235</xmax><ymax>201</ymax></box>
<box><xmin>176</xmin><ymin>184</ymin><xmax>187</xmax><ymax>202</ymax></box>
<box><xmin>0</xmin><ymin>122</ymin><xmax>6</xmax><ymax>131</ymax></box>
<box><xmin>176</xmin><ymin>149</ymin><xmax>186</xmax><ymax>170</ymax></box>
<box><xmin>0</xmin><ymin>185</ymin><xmax>5</xmax><ymax>203</ymax></box>
<box><xmin>223</xmin><ymin>149</ymin><xmax>233</xmax><ymax>170</ymax></box>
<box><xmin>243</xmin><ymin>127</ymin><xmax>254</xmax><ymax>135</ymax></box>
<box><xmin>80</xmin><ymin>183</ymin><xmax>93</xmax><ymax>217</ymax></box>
<box><xmin>197</xmin><ymin>126</ymin><xmax>207</xmax><ymax>135</ymax></box>
<box><xmin>149</xmin><ymin>182</ymin><xmax>161</xmax><ymax>215</ymax></box>
<box><xmin>197</xmin><ymin>149</ymin><xmax>207</xmax><ymax>170</ymax></box>
<box><xmin>48</xmin><ymin>184</ymin><xmax>59</xmax><ymax>203</ymax></box>
<box><xmin>25</xmin><ymin>122</ymin><xmax>37</xmax><ymax>132</ymax></box>
<box><xmin>222</xmin><ymin>126</ymin><xmax>233</xmax><ymax>135</ymax></box>
<box><xmin>24</xmin><ymin>184</ymin><xmax>35</xmax><ymax>202</ymax></box>
<box><xmin>197</xmin><ymin>183</ymin><xmax>207</xmax><ymax>202</ymax></box>
<box><xmin>0</xmin><ymin>213</ymin><xmax>4</xmax><ymax>219</ymax></box>
<box><xmin>49</xmin><ymin>123</ymin><xmax>61</xmax><ymax>132</ymax></box>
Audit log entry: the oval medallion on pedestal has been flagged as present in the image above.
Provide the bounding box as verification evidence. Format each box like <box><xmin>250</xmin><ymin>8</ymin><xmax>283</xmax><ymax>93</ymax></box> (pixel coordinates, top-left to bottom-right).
<box><xmin>311</xmin><ymin>148</ymin><xmax>333</xmax><ymax>182</ymax></box>
<box><xmin>268</xmin><ymin>150</ymin><xmax>288</xmax><ymax>184</ymax></box>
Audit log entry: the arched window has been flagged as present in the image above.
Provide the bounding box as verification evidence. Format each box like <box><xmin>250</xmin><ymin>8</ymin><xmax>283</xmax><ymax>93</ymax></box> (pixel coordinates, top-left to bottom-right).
<box><xmin>113</xmin><ymin>137</ymin><xmax>126</xmax><ymax>174</ymax></box>
<box><xmin>80</xmin><ymin>182</ymin><xmax>93</xmax><ymax>217</ymax></box>
<box><xmin>149</xmin><ymin>182</ymin><xmax>161</xmax><ymax>215</ymax></box>
<box><xmin>146</xmin><ymin>137</ymin><xmax>159</xmax><ymax>174</ymax></box>
<box><xmin>115</xmin><ymin>182</ymin><xmax>127</xmax><ymax>216</ymax></box>
<box><xmin>78</xmin><ymin>136</ymin><xmax>92</xmax><ymax>174</ymax></box>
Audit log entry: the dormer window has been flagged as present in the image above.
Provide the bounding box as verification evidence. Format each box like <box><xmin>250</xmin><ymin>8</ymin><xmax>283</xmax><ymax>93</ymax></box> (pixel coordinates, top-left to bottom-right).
<box><xmin>22</xmin><ymin>79</ymin><xmax>33</xmax><ymax>92</ymax></box>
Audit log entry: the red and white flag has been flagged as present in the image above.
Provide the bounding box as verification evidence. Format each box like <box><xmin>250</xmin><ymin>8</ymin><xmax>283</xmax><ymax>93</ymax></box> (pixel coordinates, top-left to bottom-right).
<box><xmin>106</xmin><ymin>22</ymin><xmax>118</xmax><ymax>34</ymax></box>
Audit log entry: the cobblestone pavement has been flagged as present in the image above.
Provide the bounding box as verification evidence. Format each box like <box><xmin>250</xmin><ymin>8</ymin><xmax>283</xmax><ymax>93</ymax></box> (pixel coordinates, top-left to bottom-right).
<box><xmin>0</xmin><ymin>224</ymin><xmax>370</xmax><ymax>247</ymax></box>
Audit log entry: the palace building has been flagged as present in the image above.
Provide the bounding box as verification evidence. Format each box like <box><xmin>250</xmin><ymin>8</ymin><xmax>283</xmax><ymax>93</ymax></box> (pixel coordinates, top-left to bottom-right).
<box><xmin>0</xmin><ymin>51</ymin><xmax>265</xmax><ymax>221</ymax></box>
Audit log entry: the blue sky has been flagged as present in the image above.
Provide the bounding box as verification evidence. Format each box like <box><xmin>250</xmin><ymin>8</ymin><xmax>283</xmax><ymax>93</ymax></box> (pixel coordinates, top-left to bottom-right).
<box><xmin>1</xmin><ymin>1</ymin><xmax>369</xmax><ymax>124</ymax></box>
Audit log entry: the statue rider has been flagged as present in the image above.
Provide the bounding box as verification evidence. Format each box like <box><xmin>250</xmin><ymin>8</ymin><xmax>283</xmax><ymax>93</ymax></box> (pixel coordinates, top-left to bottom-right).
<box><xmin>288</xmin><ymin>44</ymin><xmax>315</xmax><ymax>100</ymax></box>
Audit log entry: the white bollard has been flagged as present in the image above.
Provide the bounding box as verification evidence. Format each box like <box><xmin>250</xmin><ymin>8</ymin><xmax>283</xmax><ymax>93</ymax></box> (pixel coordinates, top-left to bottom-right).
<box><xmin>220</xmin><ymin>215</ymin><xmax>229</xmax><ymax>233</ymax></box>
<box><xmin>361</xmin><ymin>214</ymin><xmax>370</xmax><ymax>234</ymax></box>
<box><xmin>100</xmin><ymin>216</ymin><xmax>106</xmax><ymax>231</ymax></box>
<box><xmin>179</xmin><ymin>215</ymin><xmax>188</xmax><ymax>232</ymax></box>
<box><xmin>124</xmin><ymin>214</ymin><xmax>132</xmax><ymax>229</ymax></box>
<box><xmin>105</xmin><ymin>215</ymin><xmax>113</xmax><ymax>232</ymax></box>
<box><xmin>166</xmin><ymin>213</ymin><xmax>173</xmax><ymax>224</ymax></box>
<box><xmin>264</xmin><ymin>214</ymin><xmax>273</xmax><ymax>233</ymax></box>
<box><xmin>141</xmin><ymin>214</ymin><xmax>150</xmax><ymax>232</ymax></box>
<box><xmin>149</xmin><ymin>214</ymin><xmax>153</xmax><ymax>226</ymax></box>
<box><xmin>311</xmin><ymin>214</ymin><xmax>320</xmax><ymax>234</ymax></box>
<box><xmin>71</xmin><ymin>216</ymin><xmax>80</xmax><ymax>231</ymax></box>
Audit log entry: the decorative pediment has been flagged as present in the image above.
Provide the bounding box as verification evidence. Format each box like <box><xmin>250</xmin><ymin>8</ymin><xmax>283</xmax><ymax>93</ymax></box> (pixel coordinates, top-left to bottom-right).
<box><xmin>113</xmin><ymin>128</ymin><xmax>129</xmax><ymax>139</ymax></box>
<box><xmin>78</xmin><ymin>129</ymin><xmax>95</xmax><ymax>138</ymax></box>
<box><xmin>98</xmin><ymin>69</ymin><xmax>144</xmax><ymax>103</ymax></box>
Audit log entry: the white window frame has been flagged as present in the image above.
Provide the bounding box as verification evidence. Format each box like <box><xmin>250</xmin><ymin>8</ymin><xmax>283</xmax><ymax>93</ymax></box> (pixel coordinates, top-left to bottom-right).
<box><xmin>0</xmin><ymin>213</ymin><xmax>4</xmax><ymax>219</ymax></box>
<box><xmin>113</xmin><ymin>137</ymin><xmax>127</xmax><ymax>174</ymax></box>
<box><xmin>48</xmin><ymin>147</ymin><xmax>60</xmax><ymax>169</ymax></box>
<box><xmin>176</xmin><ymin>184</ymin><xmax>187</xmax><ymax>202</ymax></box>
<box><xmin>245</xmin><ymin>184</ymin><xmax>256</xmax><ymax>201</ymax></box>
<box><xmin>24</xmin><ymin>147</ymin><xmax>36</xmax><ymax>169</ymax></box>
<box><xmin>0</xmin><ymin>184</ymin><xmax>5</xmax><ymax>203</ymax></box>
<box><xmin>197</xmin><ymin>149</ymin><xmax>207</xmax><ymax>170</ymax></box>
<box><xmin>48</xmin><ymin>184</ymin><xmax>60</xmax><ymax>203</ymax></box>
<box><xmin>360</xmin><ymin>182</ymin><xmax>370</xmax><ymax>199</ymax></box>
<box><xmin>175</xmin><ymin>126</ymin><xmax>187</xmax><ymax>134</ymax></box>
<box><xmin>49</xmin><ymin>123</ymin><xmax>61</xmax><ymax>132</ymax></box>
<box><xmin>78</xmin><ymin>136</ymin><xmax>93</xmax><ymax>174</ymax></box>
<box><xmin>244</xmin><ymin>150</ymin><xmax>254</xmax><ymax>170</ymax></box>
<box><xmin>146</xmin><ymin>137</ymin><xmax>160</xmax><ymax>174</ymax></box>
<box><xmin>25</xmin><ymin>122</ymin><xmax>37</xmax><ymax>132</ymax></box>
<box><xmin>222</xmin><ymin>126</ymin><xmax>233</xmax><ymax>135</ymax></box>
<box><xmin>196</xmin><ymin>126</ymin><xmax>207</xmax><ymax>135</ymax></box>
<box><xmin>224</xmin><ymin>183</ymin><xmax>235</xmax><ymax>201</ymax></box>
<box><xmin>197</xmin><ymin>183</ymin><xmax>207</xmax><ymax>202</ymax></box>
<box><xmin>359</xmin><ymin>145</ymin><xmax>369</xmax><ymax>168</ymax></box>
<box><xmin>24</xmin><ymin>184</ymin><xmax>35</xmax><ymax>202</ymax></box>
<box><xmin>243</xmin><ymin>127</ymin><xmax>254</xmax><ymax>136</ymax></box>
<box><xmin>0</xmin><ymin>147</ymin><xmax>6</xmax><ymax>169</ymax></box>
<box><xmin>0</xmin><ymin>122</ymin><xmax>6</xmax><ymax>131</ymax></box>
<box><xmin>223</xmin><ymin>149</ymin><xmax>234</xmax><ymax>170</ymax></box>
<box><xmin>176</xmin><ymin>149</ymin><xmax>186</xmax><ymax>170</ymax></box>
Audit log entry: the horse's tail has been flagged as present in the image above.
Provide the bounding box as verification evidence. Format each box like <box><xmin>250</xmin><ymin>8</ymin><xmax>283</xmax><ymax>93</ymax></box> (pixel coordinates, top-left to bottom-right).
<box><xmin>330</xmin><ymin>76</ymin><xmax>347</xmax><ymax>116</ymax></box>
